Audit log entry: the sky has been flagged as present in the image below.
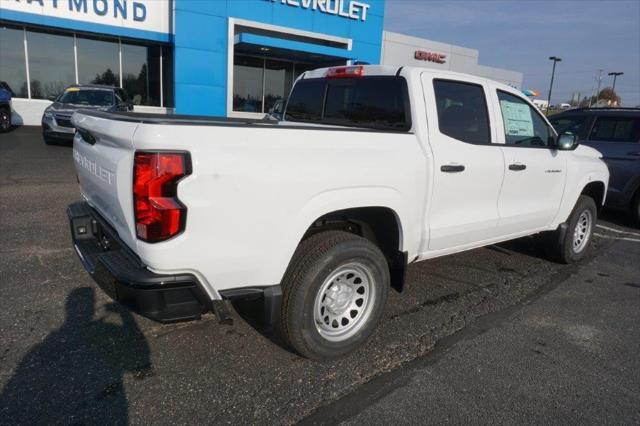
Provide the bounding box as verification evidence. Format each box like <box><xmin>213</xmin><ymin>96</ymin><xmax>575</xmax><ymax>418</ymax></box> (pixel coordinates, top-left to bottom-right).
<box><xmin>383</xmin><ymin>0</ymin><xmax>640</xmax><ymax>106</ymax></box>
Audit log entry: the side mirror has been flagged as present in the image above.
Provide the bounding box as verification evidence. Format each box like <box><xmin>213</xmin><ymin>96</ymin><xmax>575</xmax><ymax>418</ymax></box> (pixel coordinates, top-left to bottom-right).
<box><xmin>555</xmin><ymin>133</ymin><xmax>579</xmax><ymax>150</ymax></box>
<box><xmin>47</xmin><ymin>95</ymin><xmax>57</xmax><ymax>101</ymax></box>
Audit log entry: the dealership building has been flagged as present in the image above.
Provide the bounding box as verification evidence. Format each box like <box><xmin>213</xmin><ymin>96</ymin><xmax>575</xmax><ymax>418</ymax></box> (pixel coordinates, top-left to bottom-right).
<box><xmin>0</xmin><ymin>0</ymin><xmax>523</xmax><ymax>125</ymax></box>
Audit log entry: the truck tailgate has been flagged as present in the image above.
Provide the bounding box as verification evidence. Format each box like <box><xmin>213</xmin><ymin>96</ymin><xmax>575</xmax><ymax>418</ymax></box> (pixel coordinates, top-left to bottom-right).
<box><xmin>72</xmin><ymin>111</ymin><xmax>140</xmax><ymax>250</ymax></box>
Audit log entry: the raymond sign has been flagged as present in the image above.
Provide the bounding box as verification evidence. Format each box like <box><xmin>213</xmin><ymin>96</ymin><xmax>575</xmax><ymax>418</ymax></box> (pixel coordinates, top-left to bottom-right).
<box><xmin>415</xmin><ymin>50</ymin><xmax>446</xmax><ymax>64</ymax></box>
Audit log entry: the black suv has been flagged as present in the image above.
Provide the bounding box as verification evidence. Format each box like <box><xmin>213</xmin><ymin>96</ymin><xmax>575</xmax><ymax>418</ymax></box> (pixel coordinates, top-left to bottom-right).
<box><xmin>42</xmin><ymin>85</ymin><xmax>132</xmax><ymax>145</ymax></box>
<box><xmin>549</xmin><ymin>108</ymin><xmax>640</xmax><ymax>223</ymax></box>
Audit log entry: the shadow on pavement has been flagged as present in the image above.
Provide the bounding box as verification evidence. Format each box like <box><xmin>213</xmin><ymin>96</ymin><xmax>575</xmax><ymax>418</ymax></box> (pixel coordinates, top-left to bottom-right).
<box><xmin>0</xmin><ymin>287</ymin><xmax>152</xmax><ymax>424</ymax></box>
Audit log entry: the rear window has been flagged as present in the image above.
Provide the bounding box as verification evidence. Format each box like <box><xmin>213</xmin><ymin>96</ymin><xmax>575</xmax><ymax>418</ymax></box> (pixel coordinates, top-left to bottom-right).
<box><xmin>284</xmin><ymin>76</ymin><xmax>411</xmax><ymax>131</ymax></box>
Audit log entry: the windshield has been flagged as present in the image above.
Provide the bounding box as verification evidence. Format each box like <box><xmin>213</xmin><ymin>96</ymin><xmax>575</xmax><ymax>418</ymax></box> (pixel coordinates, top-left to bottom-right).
<box><xmin>549</xmin><ymin>115</ymin><xmax>587</xmax><ymax>136</ymax></box>
<box><xmin>57</xmin><ymin>89</ymin><xmax>114</xmax><ymax>107</ymax></box>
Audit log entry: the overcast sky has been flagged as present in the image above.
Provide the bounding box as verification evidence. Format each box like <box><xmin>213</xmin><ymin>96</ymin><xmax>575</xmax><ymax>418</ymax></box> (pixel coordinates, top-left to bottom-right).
<box><xmin>384</xmin><ymin>0</ymin><xmax>640</xmax><ymax>106</ymax></box>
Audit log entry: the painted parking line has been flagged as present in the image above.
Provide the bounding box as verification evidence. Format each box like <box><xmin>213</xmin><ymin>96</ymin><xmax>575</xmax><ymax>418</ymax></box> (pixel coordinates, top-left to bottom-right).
<box><xmin>594</xmin><ymin>233</ymin><xmax>640</xmax><ymax>243</ymax></box>
<box><xmin>596</xmin><ymin>224</ymin><xmax>640</xmax><ymax>238</ymax></box>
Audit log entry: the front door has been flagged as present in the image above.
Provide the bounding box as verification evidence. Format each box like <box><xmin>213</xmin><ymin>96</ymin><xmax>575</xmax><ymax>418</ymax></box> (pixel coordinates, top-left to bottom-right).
<box><xmin>421</xmin><ymin>75</ymin><xmax>505</xmax><ymax>252</ymax></box>
<box><xmin>493</xmin><ymin>89</ymin><xmax>567</xmax><ymax>234</ymax></box>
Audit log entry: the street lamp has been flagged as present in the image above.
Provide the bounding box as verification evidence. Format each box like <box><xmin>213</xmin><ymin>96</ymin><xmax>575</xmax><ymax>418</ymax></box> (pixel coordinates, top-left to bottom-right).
<box><xmin>547</xmin><ymin>56</ymin><xmax>562</xmax><ymax>111</ymax></box>
<box><xmin>608</xmin><ymin>71</ymin><xmax>624</xmax><ymax>93</ymax></box>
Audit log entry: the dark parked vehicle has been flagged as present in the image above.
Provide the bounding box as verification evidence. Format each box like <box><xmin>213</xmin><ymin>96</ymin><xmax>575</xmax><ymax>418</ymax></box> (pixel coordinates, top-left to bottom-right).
<box><xmin>549</xmin><ymin>108</ymin><xmax>640</xmax><ymax>223</ymax></box>
<box><xmin>0</xmin><ymin>81</ymin><xmax>13</xmax><ymax>132</ymax></box>
<box><xmin>42</xmin><ymin>85</ymin><xmax>133</xmax><ymax>144</ymax></box>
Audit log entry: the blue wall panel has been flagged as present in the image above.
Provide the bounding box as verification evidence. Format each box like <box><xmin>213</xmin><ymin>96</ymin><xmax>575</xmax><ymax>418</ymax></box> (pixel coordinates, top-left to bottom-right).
<box><xmin>174</xmin><ymin>0</ymin><xmax>386</xmax><ymax>116</ymax></box>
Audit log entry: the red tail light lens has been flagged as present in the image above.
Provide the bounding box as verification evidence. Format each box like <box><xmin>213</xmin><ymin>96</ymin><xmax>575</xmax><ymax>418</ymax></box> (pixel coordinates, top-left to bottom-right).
<box><xmin>326</xmin><ymin>65</ymin><xmax>364</xmax><ymax>78</ymax></box>
<box><xmin>133</xmin><ymin>151</ymin><xmax>190</xmax><ymax>243</ymax></box>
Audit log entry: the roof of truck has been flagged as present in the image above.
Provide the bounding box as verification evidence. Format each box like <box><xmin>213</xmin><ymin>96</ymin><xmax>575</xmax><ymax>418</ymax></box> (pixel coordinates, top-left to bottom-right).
<box><xmin>300</xmin><ymin>64</ymin><xmax>520</xmax><ymax>93</ymax></box>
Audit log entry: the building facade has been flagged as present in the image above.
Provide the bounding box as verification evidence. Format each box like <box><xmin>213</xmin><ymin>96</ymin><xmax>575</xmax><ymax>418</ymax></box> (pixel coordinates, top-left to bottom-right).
<box><xmin>0</xmin><ymin>0</ymin><xmax>521</xmax><ymax>125</ymax></box>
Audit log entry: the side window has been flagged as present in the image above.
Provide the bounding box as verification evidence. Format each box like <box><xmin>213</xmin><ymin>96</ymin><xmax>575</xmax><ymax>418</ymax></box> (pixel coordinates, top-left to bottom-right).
<box><xmin>433</xmin><ymin>79</ymin><xmax>491</xmax><ymax>144</ymax></box>
<box><xmin>497</xmin><ymin>90</ymin><xmax>553</xmax><ymax>148</ymax></box>
<box><xmin>588</xmin><ymin>117</ymin><xmax>640</xmax><ymax>143</ymax></box>
<box><xmin>284</xmin><ymin>79</ymin><xmax>325</xmax><ymax>122</ymax></box>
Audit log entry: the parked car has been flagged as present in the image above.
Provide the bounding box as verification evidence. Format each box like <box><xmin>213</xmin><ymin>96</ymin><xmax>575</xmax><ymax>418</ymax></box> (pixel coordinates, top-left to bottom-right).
<box><xmin>42</xmin><ymin>84</ymin><xmax>133</xmax><ymax>145</ymax></box>
<box><xmin>0</xmin><ymin>81</ymin><xmax>12</xmax><ymax>132</ymax></box>
<box><xmin>67</xmin><ymin>65</ymin><xmax>608</xmax><ymax>360</ymax></box>
<box><xmin>549</xmin><ymin>108</ymin><xmax>640</xmax><ymax>223</ymax></box>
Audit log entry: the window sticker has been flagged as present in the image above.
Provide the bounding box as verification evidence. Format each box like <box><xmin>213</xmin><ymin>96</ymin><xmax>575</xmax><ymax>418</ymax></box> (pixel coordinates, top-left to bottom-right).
<box><xmin>500</xmin><ymin>100</ymin><xmax>534</xmax><ymax>136</ymax></box>
<box><xmin>65</xmin><ymin>87</ymin><xmax>80</xmax><ymax>92</ymax></box>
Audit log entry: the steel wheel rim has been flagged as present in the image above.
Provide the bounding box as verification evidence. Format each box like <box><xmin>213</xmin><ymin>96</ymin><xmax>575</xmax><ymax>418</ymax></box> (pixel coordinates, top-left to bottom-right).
<box><xmin>313</xmin><ymin>262</ymin><xmax>376</xmax><ymax>342</ymax></box>
<box><xmin>573</xmin><ymin>209</ymin><xmax>592</xmax><ymax>253</ymax></box>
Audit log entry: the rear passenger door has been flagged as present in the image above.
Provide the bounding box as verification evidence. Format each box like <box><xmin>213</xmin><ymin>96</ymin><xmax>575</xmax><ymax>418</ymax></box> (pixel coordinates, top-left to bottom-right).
<box><xmin>421</xmin><ymin>76</ymin><xmax>505</xmax><ymax>251</ymax></box>
<box><xmin>581</xmin><ymin>115</ymin><xmax>640</xmax><ymax>202</ymax></box>
<box><xmin>493</xmin><ymin>89</ymin><xmax>566</xmax><ymax>234</ymax></box>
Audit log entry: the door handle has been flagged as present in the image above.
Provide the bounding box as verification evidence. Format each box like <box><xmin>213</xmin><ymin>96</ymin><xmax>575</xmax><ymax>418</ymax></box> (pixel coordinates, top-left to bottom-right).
<box><xmin>508</xmin><ymin>163</ymin><xmax>527</xmax><ymax>171</ymax></box>
<box><xmin>440</xmin><ymin>164</ymin><xmax>465</xmax><ymax>173</ymax></box>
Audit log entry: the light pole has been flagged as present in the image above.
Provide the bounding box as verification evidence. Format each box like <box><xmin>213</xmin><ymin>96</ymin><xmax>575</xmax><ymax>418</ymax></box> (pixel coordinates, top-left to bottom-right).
<box><xmin>547</xmin><ymin>56</ymin><xmax>562</xmax><ymax>112</ymax></box>
<box><xmin>608</xmin><ymin>71</ymin><xmax>623</xmax><ymax>93</ymax></box>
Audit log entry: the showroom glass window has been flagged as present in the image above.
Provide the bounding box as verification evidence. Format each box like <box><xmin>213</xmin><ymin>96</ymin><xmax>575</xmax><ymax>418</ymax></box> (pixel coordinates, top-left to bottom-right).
<box><xmin>233</xmin><ymin>55</ymin><xmax>264</xmax><ymax>113</ymax></box>
<box><xmin>0</xmin><ymin>25</ymin><xmax>28</xmax><ymax>98</ymax></box>
<box><xmin>26</xmin><ymin>29</ymin><xmax>75</xmax><ymax>99</ymax></box>
<box><xmin>264</xmin><ymin>59</ymin><xmax>293</xmax><ymax>114</ymax></box>
<box><xmin>76</xmin><ymin>36</ymin><xmax>120</xmax><ymax>86</ymax></box>
<box><xmin>121</xmin><ymin>42</ymin><xmax>161</xmax><ymax>106</ymax></box>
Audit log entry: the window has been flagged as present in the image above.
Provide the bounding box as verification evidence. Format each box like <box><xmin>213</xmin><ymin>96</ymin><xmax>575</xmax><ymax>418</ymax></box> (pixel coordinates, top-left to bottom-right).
<box><xmin>264</xmin><ymin>59</ymin><xmax>294</xmax><ymax>114</ymax></box>
<box><xmin>76</xmin><ymin>36</ymin><xmax>119</xmax><ymax>86</ymax></box>
<box><xmin>588</xmin><ymin>117</ymin><xmax>640</xmax><ymax>143</ymax></box>
<box><xmin>497</xmin><ymin>90</ymin><xmax>553</xmax><ymax>147</ymax></box>
<box><xmin>57</xmin><ymin>88</ymin><xmax>114</xmax><ymax>107</ymax></box>
<box><xmin>323</xmin><ymin>77</ymin><xmax>410</xmax><ymax>130</ymax></box>
<box><xmin>233</xmin><ymin>55</ymin><xmax>264</xmax><ymax>113</ymax></box>
<box><xmin>0</xmin><ymin>26</ymin><xmax>27</xmax><ymax>97</ymax></box>
<box><xmin>162</xmin><ymin>46</ymin><xmax>174</xmax><ymax>108</ymax></box>
<box><xmin>26</xmin><ymin>29</ymin><xmax>75</xmax><ymax>99</ymax></box>
<box><xmin>121</xmin><ymin>42</ymin><xmax>161</xmax><ymax>106</ymax></box>
<box><xmin>285</xmin><ymin>76</ymin><xmax>411</xmax><ymax>131</ymax></box>
<box><xmin>433</xmin><ymin>80</ymin><xmax>491</xmax><ymax>144</ymax></box>
<box><xmin>0</xmin><ymin>24</ymin><xmax>172</xmax><ymax>106</ymax></box>
<box><xmin>284</xmin><ymin>79</ymin><xmax>325</xmax><ymax>121</ymax></box>
<box><xmin>549</xmin><ymin>115</ymin><xmax>588</xmax><ymax>137</ymax></box>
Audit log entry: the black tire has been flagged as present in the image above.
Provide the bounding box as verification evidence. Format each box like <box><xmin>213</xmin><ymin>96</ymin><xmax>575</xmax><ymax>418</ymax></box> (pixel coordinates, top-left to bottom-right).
<box><xmin>631</xmin><ymin>191</ymin><xmax>640</xmax><ymax>227</ymax></box>
<box><xmin>280</xmin><ymin>230</ymin><xmax>389</xmax><ymax>360</ymax></box>
<box><xmin>542</xmin><ymin>195</ymin><xmax>597</xmax><ymax>264</ymax></box>
<box><xmin>0</xmin><ymin>108</ymin><xmax>10</xmax><ymax>133</ymax></box>
<box><xmin>43</xmin><ymin>135</ymin><xmax>55</xmax><ymax>145</ymax></box>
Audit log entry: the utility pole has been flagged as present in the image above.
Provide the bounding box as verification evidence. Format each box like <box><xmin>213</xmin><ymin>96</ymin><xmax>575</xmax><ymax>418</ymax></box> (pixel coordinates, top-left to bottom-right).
<box><xmin>590</xmin><ymin>69</ymin><xmax>603</xmax><ymax>108</ymax></box>
<box><xmin>547</xmin><ymin>56</ymin><xmax>562</xmax><ymax>112</ymax></box>
<box><xmin>608</xmin><ymin>71</ymin><xmax>623</xmax><ymax>93</ymax></box>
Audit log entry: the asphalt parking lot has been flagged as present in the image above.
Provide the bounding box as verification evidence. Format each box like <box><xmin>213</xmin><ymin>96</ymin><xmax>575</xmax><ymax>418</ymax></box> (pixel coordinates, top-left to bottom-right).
<box><xmin>1</xmin><ymin>126</ymin><xmax>639</xmax><ymax>425</ymax></box>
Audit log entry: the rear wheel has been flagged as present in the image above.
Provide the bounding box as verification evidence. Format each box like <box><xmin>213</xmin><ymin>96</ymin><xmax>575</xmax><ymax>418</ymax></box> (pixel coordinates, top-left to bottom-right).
<box><xmin>280</xmin><ymin>231</ymin><xmax>389</xmax><ymax>360</ymax></box>
<box><xmin>542</xmin><ymin>195</ymin><xmax>597</xmax><ymax>263</ymax></box>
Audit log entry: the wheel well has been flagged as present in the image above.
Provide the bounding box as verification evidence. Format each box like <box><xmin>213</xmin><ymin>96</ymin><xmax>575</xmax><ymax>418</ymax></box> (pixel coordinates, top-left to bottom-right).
<box><xmin>581</xmin><ymin>181</ymin><xmax>606</xmax><ymax>211</ymax></box>
<box><xmin>302</xmin><ymin>207</ymin><xmax>407</xmax><ymax>292</ymax></box>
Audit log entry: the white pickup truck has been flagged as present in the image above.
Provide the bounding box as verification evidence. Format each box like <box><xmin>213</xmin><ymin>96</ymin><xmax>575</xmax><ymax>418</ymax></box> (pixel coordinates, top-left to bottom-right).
<box><xmin>68</xmin><ymin>65</ymin><xmax>608</xmax><ymax>359</ymax></box>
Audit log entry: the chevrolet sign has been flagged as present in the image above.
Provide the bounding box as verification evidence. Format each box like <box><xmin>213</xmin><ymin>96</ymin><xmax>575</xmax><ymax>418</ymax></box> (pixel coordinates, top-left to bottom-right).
<box><xmin>271</xmin><ymin>0</ymin><xmax>371</xmax><ymax>22</ymax></box>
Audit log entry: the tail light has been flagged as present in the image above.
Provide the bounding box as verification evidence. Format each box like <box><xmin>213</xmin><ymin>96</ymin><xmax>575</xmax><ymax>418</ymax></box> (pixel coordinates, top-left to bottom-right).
<box><xmin>133</xmin><ymin>151</ymin><xmax>191</xmax><ymax>243</ymax></box>
<box><xmin>326</xmin><ymin>65</ymin><xmax>364</xmax><ymax>78</ymax></box>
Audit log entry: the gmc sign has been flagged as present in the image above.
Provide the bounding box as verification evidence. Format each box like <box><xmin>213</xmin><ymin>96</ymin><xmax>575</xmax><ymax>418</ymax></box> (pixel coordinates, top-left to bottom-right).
<box><xmin>414</xmin><ymin>50</ymin><xmax>447</xmax><ymax>64</ymax></box>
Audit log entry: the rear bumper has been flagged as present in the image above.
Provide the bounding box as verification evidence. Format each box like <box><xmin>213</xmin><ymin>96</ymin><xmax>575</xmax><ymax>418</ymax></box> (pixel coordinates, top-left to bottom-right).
<box><xmin>68</xmin><ymin>201</ymin><xmax>210</xmax><ymax>323</ymax></box>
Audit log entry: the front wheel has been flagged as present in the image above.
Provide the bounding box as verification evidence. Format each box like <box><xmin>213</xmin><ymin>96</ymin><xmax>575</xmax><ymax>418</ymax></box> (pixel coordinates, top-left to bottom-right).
<box><xmin>280</xmin><ymin>231</ymin><xmax>389</xmax><ymax>360</ymax></box>
<box><xmin>0</xmin><ymin>108</ymin><xmax>10</xmax><ymax>133</ymax></box>
<box><xmin>542</xmin><ymin>195</ymin><xmax>597</xmax><ymax>263</ymax></box>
